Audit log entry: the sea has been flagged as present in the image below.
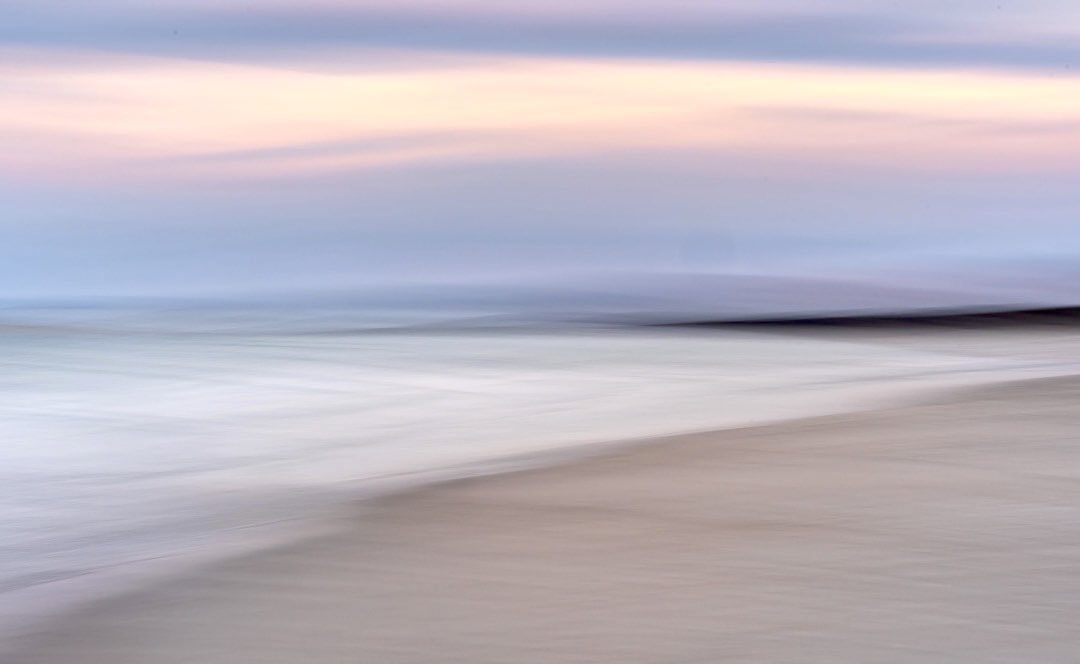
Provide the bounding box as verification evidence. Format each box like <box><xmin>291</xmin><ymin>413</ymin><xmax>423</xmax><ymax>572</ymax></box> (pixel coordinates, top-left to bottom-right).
<box><xmin>0</xmin><ymin>306</ymin><xmax>1066</xmax><ymax>640</ymax></box>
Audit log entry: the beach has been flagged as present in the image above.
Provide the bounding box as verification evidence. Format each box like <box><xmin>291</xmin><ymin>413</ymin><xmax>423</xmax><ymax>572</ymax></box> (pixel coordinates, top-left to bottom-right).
<box><xmin>9</xmin><ymin>0</ymin><xmax>1080</xmax><ymax>655</ymax></box>
<box><xmin>11</xmin><ymin>0</ymin><xmax>1080</xmax><ymax>657</ymax></box>
<box><xmin>5</xmin><ymin>324</ymin><xmax>1047</xmax><ymax>636</ymax></box>
<box><xmin>7</xmin><ymin>367</ymin><xmax>1080</xmax><ymax>662</ymax></box>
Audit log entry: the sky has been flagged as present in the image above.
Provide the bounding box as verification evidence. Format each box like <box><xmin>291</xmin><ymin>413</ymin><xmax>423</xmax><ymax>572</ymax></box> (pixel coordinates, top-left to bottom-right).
<box><xmin>5</xmin><ymin>0</ymin><xmax>1080</xmax><ymax>298</ymax></box>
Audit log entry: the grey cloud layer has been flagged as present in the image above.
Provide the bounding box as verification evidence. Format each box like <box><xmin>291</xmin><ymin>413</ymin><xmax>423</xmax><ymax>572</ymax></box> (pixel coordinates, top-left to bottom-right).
<box><xmin>6</xmin><ymin>3</ymin><xmax>1080</xmax><ymax>72</ymax></box>
<box><xmin>6</xmin><ymin>148</ymin><xmax>1080</xmax><ymax>296</ymax></box>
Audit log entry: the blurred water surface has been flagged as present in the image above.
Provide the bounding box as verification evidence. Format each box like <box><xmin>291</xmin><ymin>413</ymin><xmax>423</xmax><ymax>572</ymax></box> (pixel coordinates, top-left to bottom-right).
<box><xmin>0</xmin><ymin>321</ymin><xmax>1059</xmax><ymax>632</ymax></box>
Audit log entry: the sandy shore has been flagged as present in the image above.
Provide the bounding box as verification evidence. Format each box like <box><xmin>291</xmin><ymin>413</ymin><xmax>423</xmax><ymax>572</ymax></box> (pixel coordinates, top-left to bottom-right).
<box><xmin>8</xmin><ymin>374</ymin><xmax>1080</xmax><ymax>663</ymax></box>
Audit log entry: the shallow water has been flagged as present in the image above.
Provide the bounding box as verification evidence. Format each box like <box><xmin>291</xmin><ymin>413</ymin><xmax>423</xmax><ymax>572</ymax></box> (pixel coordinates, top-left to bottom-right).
<box><xmin>0</xmin><ymin>324</ymin><xmax>1059</xmax><ymax>635</ymax></box>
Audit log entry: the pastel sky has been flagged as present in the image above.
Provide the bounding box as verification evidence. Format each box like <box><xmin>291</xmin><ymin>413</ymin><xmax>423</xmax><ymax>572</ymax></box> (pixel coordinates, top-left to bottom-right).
<box><xmin>6</xmin><ymin>0</ymin><xmax>1080</xmax><ymax>296</ymax></box>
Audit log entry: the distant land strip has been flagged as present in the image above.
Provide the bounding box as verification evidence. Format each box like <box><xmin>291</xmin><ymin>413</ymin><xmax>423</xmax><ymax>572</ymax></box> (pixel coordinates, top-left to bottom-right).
<box><xmin>657</xmin><ymin>306</ymin><xmax>1080</xmax><ymax>329</ymax></box>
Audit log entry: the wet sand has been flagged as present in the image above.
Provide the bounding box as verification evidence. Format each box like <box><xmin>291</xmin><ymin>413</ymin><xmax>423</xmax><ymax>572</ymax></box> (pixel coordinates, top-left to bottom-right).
<box><xmin>8</xmin><ymin>375</ymin><xmax>1080</xmax><ymax>663</ymax></box>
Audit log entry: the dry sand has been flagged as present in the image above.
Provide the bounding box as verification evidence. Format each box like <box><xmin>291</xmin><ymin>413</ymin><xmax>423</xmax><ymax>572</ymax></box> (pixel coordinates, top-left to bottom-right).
<box><xmin>8</xmin><ymin>375</ymin><xmax>1080</xmax><ymax>663</ymax></box>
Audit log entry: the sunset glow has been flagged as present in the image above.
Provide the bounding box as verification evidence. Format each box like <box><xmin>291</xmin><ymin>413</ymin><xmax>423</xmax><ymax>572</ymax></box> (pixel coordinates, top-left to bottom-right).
<box><xmin>7</xmin><ymin>49</ymin><xmax>1080</xmax><ymax>181</ymax></box>
<box><xmin>5</xmin><ymin>0</ymin><xmax>1080</xmax><ymax>295</ymax></box>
